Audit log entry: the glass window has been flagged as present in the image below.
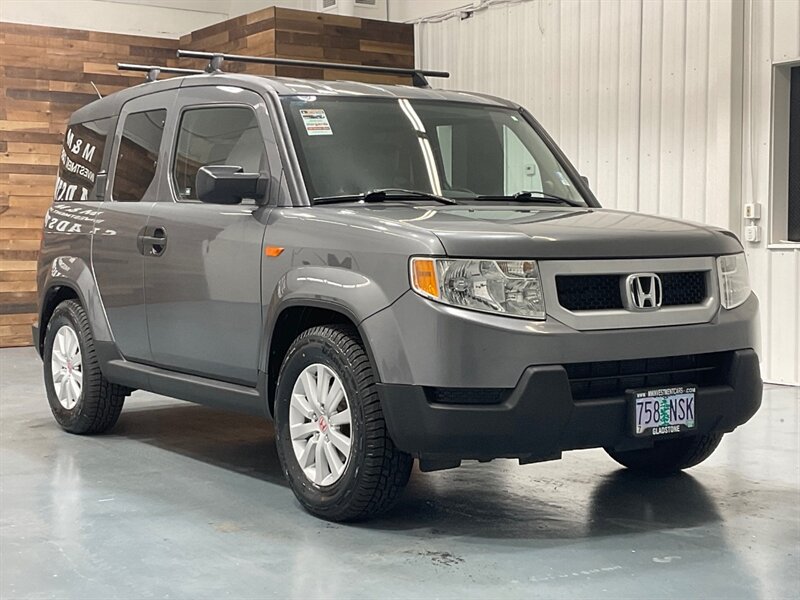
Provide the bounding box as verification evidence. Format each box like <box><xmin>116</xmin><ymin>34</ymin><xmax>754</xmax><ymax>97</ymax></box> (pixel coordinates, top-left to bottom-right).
<box><xmin>172</xmin><ymin>107</ymin><xmax>267</xmax><ymax>201</ymax></box>
<box><xmin>788</xmin><ymin>66</ymin><xmax>799</xmax><ymax>242</ymax></box>
<box><xmin>282</xmin><ymin>96</ymin><xmax>586</xmax><ymax>205</ymax></box>
<box><xmin>111</xmin><ymin>109</ymin><xmax>166</xmax><ymax>202</ymax></box>
<box><xmin>55</xmin><ymin>117</ymin><xmax>113</xmax><ymax>202</ymax></box>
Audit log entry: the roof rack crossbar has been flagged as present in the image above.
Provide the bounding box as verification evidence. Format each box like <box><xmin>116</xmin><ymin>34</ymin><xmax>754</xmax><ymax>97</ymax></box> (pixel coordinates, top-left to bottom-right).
<box><xmin>176</xmin><ymin>50</ymin><xmax>449</xmax><ymax>88</ymax></box>
<box><xmin>117</xmin><ymin>63</ymin><xmax>204</xmax><ymax>82</ymax></box>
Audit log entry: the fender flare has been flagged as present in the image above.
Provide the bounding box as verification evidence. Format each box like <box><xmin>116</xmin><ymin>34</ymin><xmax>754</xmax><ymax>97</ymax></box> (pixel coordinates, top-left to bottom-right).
<box><xmin>258</xmin><ymin>266</ymin><xmax>401</xmax><ymax>415</ymax></box>
<box><xmin>38</xmin><ymin>256</ymin><xmax>116</xmax><ymax>354</ymax></box>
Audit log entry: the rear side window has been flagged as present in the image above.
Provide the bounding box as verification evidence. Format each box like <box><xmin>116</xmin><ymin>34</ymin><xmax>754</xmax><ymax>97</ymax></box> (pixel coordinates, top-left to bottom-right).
<box><xmin>112</xmin><ymin>109</ymin><xmax>167</xmax><ymax>202</ymax></box>
<box><xmin>55</xmin><ymin>117</ymin><xmax>112</xmax><ymax>202</ymax></box>
<box><xmin>172</xmin><ymin>106</ymin><xmax>266</xmax><ymax>201</ymax></box>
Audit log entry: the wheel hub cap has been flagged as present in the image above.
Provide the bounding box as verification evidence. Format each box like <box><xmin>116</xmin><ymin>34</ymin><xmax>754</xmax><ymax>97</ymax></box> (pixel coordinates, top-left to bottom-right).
<box><xmin>289</xmin><ymin>364</ymin><xmax>352</xmax><ymax>487</ymax></box>
<box><xmin>51</xmin><ymin>325</ymin><xmax>83</xmax><ymax>410</ymax></box>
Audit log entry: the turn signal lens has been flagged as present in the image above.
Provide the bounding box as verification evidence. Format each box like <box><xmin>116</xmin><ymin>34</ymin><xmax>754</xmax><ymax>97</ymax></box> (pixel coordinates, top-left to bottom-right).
<box><xmin>264</xmin><ymin>245</ymin><xmax>284</xmax><ymax>257</ymax></box>
<box><xmin>410</xmin><ymin>257</ymin><xmax>440</xmax><ymax>299</ymax></box>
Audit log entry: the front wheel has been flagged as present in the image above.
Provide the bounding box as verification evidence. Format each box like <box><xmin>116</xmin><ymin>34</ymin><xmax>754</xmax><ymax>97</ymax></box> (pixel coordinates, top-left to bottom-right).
<box><xmin>605</xmin><ymin>432</ymin><xmax>724</xmax><ymax>475</ymax></box>
<box><xmin>274</xmin><ymin>325</ymin><xmax>412</xmax><ymax>521</ymax></box>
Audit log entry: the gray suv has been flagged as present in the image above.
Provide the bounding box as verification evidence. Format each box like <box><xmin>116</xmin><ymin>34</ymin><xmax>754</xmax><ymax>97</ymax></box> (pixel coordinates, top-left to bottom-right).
<box><xmin>34</xmin><ymin>53</ymin><xmax>762</xmax><ymax>521</ymax></box>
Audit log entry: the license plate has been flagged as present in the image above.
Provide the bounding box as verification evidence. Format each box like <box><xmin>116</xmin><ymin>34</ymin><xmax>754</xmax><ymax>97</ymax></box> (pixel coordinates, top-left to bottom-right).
<box><xmin>630</xmin><ymin>386</ymin><xmax>696</xmax><ymax>437</ymax></box>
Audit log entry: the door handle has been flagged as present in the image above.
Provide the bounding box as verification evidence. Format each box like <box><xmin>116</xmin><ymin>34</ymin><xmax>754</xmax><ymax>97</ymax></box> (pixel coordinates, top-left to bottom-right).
<box><xmin>137</xmin><ymin>226</ymin><xmax>167</xmax><ymax>257</ymax></box>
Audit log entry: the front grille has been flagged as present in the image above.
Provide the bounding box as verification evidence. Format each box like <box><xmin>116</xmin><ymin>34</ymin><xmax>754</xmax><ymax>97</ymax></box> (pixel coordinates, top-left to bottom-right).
<box><xmin>564</xmin><ymin>351</ymin><xmax>732</xmax><ymax>401</ymax></box>
<box><xmin>556</xmin><ymin>272</ymin><xmax>707</xmax><ymax>311</ymax></box>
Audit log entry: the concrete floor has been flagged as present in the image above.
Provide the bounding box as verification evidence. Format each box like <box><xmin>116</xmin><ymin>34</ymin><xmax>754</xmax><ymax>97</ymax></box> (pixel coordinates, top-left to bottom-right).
<box><xmin>1</xmin><ymin>347</ymin><xmax>798</xmax><ymax>600</ymax></box>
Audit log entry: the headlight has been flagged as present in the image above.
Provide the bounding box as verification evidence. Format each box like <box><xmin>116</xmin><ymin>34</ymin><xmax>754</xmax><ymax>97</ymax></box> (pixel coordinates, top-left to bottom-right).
<box><xmin>410</xmin><ymin>257</ymin><xmax>545</xmax><ymax>319</ymax></box>
<box><xmin>717</xmin><ymin>253</ymin><xmax>751</xmax><ymax>309</ymax></box>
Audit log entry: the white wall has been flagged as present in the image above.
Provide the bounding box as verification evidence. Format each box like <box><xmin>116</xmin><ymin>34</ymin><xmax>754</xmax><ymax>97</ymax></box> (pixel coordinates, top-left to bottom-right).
<box><xmin>230</xmin><ymin>0</ymin><xmax>317</xmax><ymax>18</ymax></box>
<box><xmin>742</xmin><ymin>0</ymin><xmax>800</xmax><ymax>385</ymax></box>
<box><xmin>388</xmin><ymin>0</ymin><xmax>470</xmax><ymax>22</ymax></box>
<box><xmin>417</xmin><ymin>0</ymin><xmax>800</xmax><ymax>384</ymax></box>
<box><xmin>0</xmin><ymin>0</ymin><xmax>318</xmax><ymax>38</ymax></box>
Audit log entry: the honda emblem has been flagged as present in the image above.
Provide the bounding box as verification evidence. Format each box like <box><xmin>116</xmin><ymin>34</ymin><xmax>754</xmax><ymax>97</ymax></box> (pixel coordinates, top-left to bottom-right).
<box><xmin>625</xmin><ymin>273</ymin><xmax>663</xmax><ymax>311</ymax></box>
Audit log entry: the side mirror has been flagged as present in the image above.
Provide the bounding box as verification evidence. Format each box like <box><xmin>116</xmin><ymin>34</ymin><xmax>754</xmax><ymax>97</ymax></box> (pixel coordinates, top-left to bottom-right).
<box><xmin>580</xmin><ymin>175</ymin><xmax>590</xmax><ymax>189</ymax></box>
<box><xmin>196</xmin><ymin>165</ymin><xmax>268</xmax><ymax>205</ymax></box>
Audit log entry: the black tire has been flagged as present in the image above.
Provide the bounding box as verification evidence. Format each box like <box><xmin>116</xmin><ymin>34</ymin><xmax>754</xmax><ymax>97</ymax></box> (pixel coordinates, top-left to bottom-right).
<box><xmin>274</xmin><ymin>324</ymin><xmax>412</xmax><ymax>522</ymax></box>
<box><xmin>605</xmin><ymin>432</ymin><xmax>723</xmax><ymax>475</ymax></box>
<box><xmin>43</xmin><ymin>299</ymin><xmax>127</xmax><ymax>434</ymax></box>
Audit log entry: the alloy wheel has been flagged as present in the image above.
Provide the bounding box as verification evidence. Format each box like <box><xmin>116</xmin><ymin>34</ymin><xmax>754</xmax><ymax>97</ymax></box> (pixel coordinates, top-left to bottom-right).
<box><xmin>51</xmin><ymin>325</ymin><xmax>83</xmax><ymax>410</ymax></box>
<box><xmin>289</xmin><ymin>363</ymin><xmax>353</xmax><ymax>486</ymax></box>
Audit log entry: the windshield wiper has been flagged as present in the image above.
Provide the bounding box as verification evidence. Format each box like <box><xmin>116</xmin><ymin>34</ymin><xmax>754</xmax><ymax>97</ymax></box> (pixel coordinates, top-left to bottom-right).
<box><xmin>476</xmin><ymin>191</ymin><xmax>584</xmax><ymax>207</ymax></box>
<box><xmin>314</xmin><ymin>188</ymin><xmax>457</xmax><ymax>206</ymax></box>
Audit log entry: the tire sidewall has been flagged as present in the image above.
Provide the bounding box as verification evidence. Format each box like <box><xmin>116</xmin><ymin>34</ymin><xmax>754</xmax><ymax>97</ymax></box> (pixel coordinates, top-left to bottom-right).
<box><xmin>275</xmin><ymin>332</ymin><xmax>367</xmax><ymax>514</ymax></box>
<box><xmin>43</xmin><ymin>306</ymin><xmax>86</xmax><ymax>429</ymax></box>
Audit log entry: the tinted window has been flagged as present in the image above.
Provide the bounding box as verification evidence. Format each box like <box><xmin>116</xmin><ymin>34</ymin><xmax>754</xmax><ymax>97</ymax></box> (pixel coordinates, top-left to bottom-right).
<box><xmin>55</xmin><ymin>117</ymin><xmax>113</xmax><ymax>202</ymax></box>
<box><xmin>173</xmin><ymin>107</ymin><xmax>266</xmax><ymax>201</ymax></box>
<box><xmin>112</xmin><ymin>109</ymin><xmax>166</xmax><ymax>202</ymax></box>
<box><xmin>282</xmin><ymin>97</ymin><xmax>586</xmax><ymax>204</ymax></box>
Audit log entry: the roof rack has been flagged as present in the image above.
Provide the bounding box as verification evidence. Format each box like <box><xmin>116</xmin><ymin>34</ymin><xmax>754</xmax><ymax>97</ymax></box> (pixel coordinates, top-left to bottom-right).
<box><xmin>176</xmin><ymin>49</ymin><xmax>449</xmax><ymax>88</ymax></box>
<box><xmin>117</xmin><ymin>63</ymin><xmax>204</xmax><ymax>82</ymax></box>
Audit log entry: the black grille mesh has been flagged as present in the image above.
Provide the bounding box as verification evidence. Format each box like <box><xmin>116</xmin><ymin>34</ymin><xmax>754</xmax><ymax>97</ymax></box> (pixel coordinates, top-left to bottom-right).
<box><xmin>565</xmin><ymin>352</ymin><xmax>732</xmax><ymax>401</ymax></box>
<box><xmin>660</xmin><ymin>271</ymin><xmax>706</xmax><ymax>306</ymax></box>
<box><xmin>556</xmin><ymin>275</ymin><xmax>623</xmax><ymax>311</ymax></box>
<box><xmin>556</xmin><ymin>272</ymin><xmax>707</xmax><ymax>311</ymax></box>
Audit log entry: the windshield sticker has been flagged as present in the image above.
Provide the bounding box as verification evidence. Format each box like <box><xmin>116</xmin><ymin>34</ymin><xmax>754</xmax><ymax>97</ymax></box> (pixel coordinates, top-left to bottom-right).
<box><xmin>299</xmin><ymin>109</ymin><xmax>332</xmax><ymax>136</ymax></box>
<box><xmin>556</xmin><ymin>171</ymin><xmax>571</xmax><ymax>186</ymax></box>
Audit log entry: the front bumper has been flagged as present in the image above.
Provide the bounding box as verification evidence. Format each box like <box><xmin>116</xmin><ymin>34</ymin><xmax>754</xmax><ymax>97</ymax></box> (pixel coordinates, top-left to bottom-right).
<box><xmin>361</xmin><ymin>291</ymin><xmax>761</xmax><ymax>388</ymax></box>
<box><xmin>377</xmin><ymin>349</ymin><xmax>762</xmax><ymax>469</ymax></box>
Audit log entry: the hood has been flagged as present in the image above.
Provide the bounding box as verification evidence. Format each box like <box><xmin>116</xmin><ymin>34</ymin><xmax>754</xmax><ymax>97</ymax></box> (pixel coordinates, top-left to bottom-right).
<box><xmin>319</xmin><ymin>204</ymin><xmax>743</xmax><ymax>259</ymax></box>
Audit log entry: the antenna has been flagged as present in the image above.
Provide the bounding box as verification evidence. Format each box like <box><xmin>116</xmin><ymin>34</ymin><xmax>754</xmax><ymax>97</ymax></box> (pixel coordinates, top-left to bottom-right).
<box><xmin>89</xmin><ymin>81</ymin><xmax>102</xmax><ymax>100</ymax></box>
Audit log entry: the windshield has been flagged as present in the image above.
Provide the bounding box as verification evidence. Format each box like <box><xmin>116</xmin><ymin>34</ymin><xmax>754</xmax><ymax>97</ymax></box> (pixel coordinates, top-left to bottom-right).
<box><xmin>281</xmin><ymin>96</ymin><xmax>589</xmax><ymax>205</ymax></box>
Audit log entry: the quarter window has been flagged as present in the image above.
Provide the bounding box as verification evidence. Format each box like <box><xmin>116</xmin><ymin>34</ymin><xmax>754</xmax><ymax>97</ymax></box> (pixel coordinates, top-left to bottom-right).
<box><xmin>55</xmin><ymin>117</ymin><xmax>113</xmax><ymax>202</ymax></box>
<box><xmin>111</xmin><ymin>109</ymin><xmax>166</xmax><ymax>202</ymax></box>
<box><xmin>172</xmin><ymin>107</ymin><xmax>267</xmax><ymax>201</ymax></box>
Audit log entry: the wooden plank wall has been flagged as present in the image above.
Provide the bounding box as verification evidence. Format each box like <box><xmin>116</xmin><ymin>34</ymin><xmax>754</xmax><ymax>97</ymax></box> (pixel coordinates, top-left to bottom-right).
<box><xmin>0</xmin><ymin>9</ymin><xmax>414</xmax><ymax>348</ymax></box>
<box><xmin>179</xmin><ymin>7</ymin><xmax>414</xmax><ymax>84</ymax></box>
<box><xmin>0</xmin><ymin>23</ymin><xmax>178</xmax><ymax>347</ymax></box>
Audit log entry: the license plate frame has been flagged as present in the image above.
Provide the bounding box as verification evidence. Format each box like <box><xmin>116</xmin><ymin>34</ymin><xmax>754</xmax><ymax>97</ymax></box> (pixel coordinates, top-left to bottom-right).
<box><xmin>628</xmin><ymin>385</ymin><xmax>697</xmax><ymax>437</ymax></box>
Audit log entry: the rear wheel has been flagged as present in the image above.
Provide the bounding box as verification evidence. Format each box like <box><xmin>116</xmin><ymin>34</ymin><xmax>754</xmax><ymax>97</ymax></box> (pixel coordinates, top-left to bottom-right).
<box><xmin>274</xmin><ymin>324</ymin><xmax>412</xmax><ymax>521</ymax></box>
<box><xmin>43</xmin><ymin>299</ymin><xmax>127</xmax><ymax>434</ymax></box>
<box><xmin>605</xmin><ymin>432</ymin><xmax>723</xmax><ymax>475</ymax></box>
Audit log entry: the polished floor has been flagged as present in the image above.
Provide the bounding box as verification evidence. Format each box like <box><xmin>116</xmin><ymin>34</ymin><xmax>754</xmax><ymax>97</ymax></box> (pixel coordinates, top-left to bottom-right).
<box><xmin>1</xmin><ymin>346</ymin><xmax>798</xmax><ymax>599</ymax></box>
